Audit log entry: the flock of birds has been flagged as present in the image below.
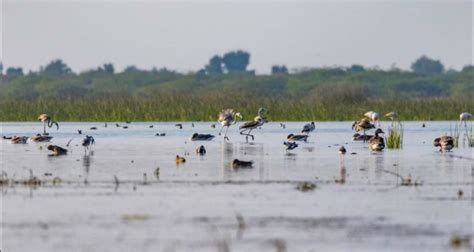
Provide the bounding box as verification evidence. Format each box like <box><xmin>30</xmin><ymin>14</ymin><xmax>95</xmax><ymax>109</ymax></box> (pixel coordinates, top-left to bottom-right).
<box><xmin>2</xmin><ymin>110</ymin><xmax>473</xmax><ymax>167</ymax></box>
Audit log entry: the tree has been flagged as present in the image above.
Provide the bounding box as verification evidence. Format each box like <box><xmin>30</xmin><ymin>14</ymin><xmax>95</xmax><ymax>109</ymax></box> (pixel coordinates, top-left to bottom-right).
<box><xmin>102</xmin><ymin>63</ymin><xmax>114</xmax><ymax>74</ymax></box>
<box><xmin>410</xmin><ymin>56</ymin><xmax>444</xmax><ymax>75</ymax></box>
<box><xmin>205</xmin><ymin>55</ymin><xmax>223</xmax><ymax>75</ymax></box>
<box><xmin>271</xmin><ymin>65</ymin><xmax>288</xmax><ymax>74</ymax></box>
<box><xmin>222</xmin><ymin>50</ymin><xmax>250</xmax><ymax>73</ymax></box>
<box><xmin>124</xmin><ymin>65</ymin><xmax>139</xmax><ymax>73</ymax></box>
<box><xmin>41</xmin><ymin>59</ymin><xmax>73</xmax><ymax>76</ymax></box>
<box><xmin>6</xmin><ymin>67</ymin><xmax>24</xmax><ymax>79</ymax></box>
<box><xmin>348</xmin><ymin>64</ymin><xmax>365</xmax><ymax>73</ymax></box>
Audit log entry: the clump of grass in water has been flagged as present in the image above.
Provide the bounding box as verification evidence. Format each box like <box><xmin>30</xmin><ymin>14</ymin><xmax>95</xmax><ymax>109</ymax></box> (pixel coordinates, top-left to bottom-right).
<box><xmin>386</xmin><ymin>121</ymin><xmax>403</xmax><ymax>149</ymax></box>
<box><xmin>450</xmin><ymin>124</ymin><xmax>461</xmax><ymax>147</ymax></box>
<box><xmin>466</xmin><ymin>125</ymin><xmax>474</xmax><ymax>147</ymax></box>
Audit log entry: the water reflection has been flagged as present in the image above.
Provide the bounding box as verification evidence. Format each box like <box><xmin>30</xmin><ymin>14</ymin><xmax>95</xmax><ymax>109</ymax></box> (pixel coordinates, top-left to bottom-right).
<box><xmin>82</xmin><ymin>151</ymin><xmax>94</xmax><ymax>184</ymax></box>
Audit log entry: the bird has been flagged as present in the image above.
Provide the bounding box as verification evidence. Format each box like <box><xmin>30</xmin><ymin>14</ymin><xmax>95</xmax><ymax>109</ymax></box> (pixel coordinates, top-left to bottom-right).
<box><xmin>149</xmin><ymin>125</ymin><xmax>154</xmax><ymax>128</ymax></box>
<box><xmin>38</xmin><ymin>114</ymin><xmax>59</xmax><ymax>135</ymax></box>
<box><xmin>385</xmin><ymin>112</ymin><xmax>399</xmax><ymax>121</ymax></box>
<box><xmin>175</xmin><ymin>124</ymin><xmax>183</xmax><ymax>129</ymax></box>
<box><xmin>352</xmin><ymin>118</ymin><xmax>375</xmax><ymax>142</ymax></box>
<box><xmin>82</xmin><ymin>135</ymin><xmax>95</xmax><ymax>153</ymax></box>
<box><xmin>90</xmin><ymin>127</ymin><xmax>97</xmax><ymax>130</ymax></box>
<box><xmin>368</xmin><ymin>128</ymin><xmax>385</xmax><ymax>151</ymax></box>
<box><xmin>196</xmin><ymin>145</ymin><xmax>206</xmax><ymax>155</ymax></box>
<box><xmin>301</xmin><ymin>122</ymin><xmax>315</xmax><ymax>134</ymax></box>
<box><xmin>115</xmin><ymin>123</ymin><xmax>120</xmax><ymax>127</ymax></box>
<box><xmin>9</xmin><ymin>136</ymin><xmax>28</xmax><ymax>144</ymax></box>
<box><xmin>338</xmin><ymin>146</ymin><xmax>347</xmax><ymax>155</ymax></box>
<box><xmin>364</xmin><ymin>111</ymin><xmax>380</xmax><ymax>126</ymax></box>
<box><xmin>211</xmin><ymin>124</ymin><xmax>216</xmax><ymax>128</ymax></box>
<box><xmin>280</xmin><ymin>123</ymin><xmax>286</xmax><ymax>129</ymax></box>
<box><xmin>104</xmin><ymin>122</ymin><xmax>108</xmax><ymax>128</ymax></box>
<box><xmin>30</xmin><ymin>134</ymin><xmax>53</xmax><ymax>143</ymax></box>
<box><xmin>122</xmin><ymin>126</ymin><xmax>128</xmax><ymax>129</ymax></box>
<box><xmin>232</xmin><ymin>159</ymin><xmax>253</xmax><ymax>169</ymax></box>
<box><xmin>352</xmin><ymin>133</ymin><xmax>372</xmax><ymax>141</ymax></box>
<box><xmin>433</xmin><ymin>136</ymin><xmax>454</xmax><ymax>152</ymax></box>
<box><xmin>176</xmin><ymin>155</ymin><xmax>186</xmax><ymax>164</ymax></box>
<box><xmin>77</xmin><ymin>129</ymin><xmax>82</xmax><ymax>134</ymax></box>
<box><xmin>47</xmin><ymin>145</ymin><xmax>68</xmax><ymax>156</ymax></box>
<box><xmin>459</xmin><ymin>112</ymin><xmax>472</xmax><ymax>127</ymax></box>
<box><xmin>283</xmin><ymin>141</ymin><xmax>298</xmax><ymax>151</ymax></box>
<box><xmin>218</xmin><ymin>109</ymin><xmax>242</xmax><ymax>141</ymax></box>
<box><xmin>239</xmin><ymin>107</ymin><xmax>268</xmax><ymax>143</ymax></box>
<box><xmin>287</xmin><ymin>134</ymin><xmax>309</xmax><ymax>142</ymax></box>
<box><xmin>190</xmin><ymin>133</ymin><xmax>215</xmax><ymax>141</ymax></box>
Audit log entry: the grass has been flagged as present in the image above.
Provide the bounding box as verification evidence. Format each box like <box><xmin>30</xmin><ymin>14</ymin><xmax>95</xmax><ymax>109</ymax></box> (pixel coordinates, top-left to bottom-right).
<box><xmin>464</xmin><ymin>125</ymin><xmax>474</xmax><ymax>147</ymax></box>
<box><xmin>450</xmin><ymin>124</ymin><xmax>461</xmax><ymax>147</ymax></box>
<box><xmin>386</xmin><ymin>121</ymin><xmax>403</xmax><ymax>149</ymax></box>
<box><xmin>0</xmin><ymin>96</ymin><xmax>470</xmax><ymax>122</ymax></box>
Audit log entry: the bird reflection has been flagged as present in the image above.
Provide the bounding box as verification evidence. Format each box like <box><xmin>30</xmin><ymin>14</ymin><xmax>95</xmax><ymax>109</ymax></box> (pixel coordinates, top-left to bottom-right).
<box><xmin>82</xmin><ymin>152</ymin><xmax>93</xmax><ymax>184</ymax></box>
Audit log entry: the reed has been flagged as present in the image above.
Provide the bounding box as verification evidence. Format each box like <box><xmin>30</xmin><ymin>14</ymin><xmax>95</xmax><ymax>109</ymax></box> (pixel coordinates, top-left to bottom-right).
<box><xmin>0</xmin><ymin>96</ymin><xmax>470</xmax><ymax>122</ymax></box>
<box><xmin>450</xmin><ymin>124</ymin><xmax>461</xmax><ymax>147</ymax></box>
<box><xmin>386</xmin><ymin>121</ymin><xmax>403</xmax><ymax>149</ymax></box>
<box><xmin>465</xmin><ymin>125</ymin><xmax>474</xmax><ymax>147</ymax></box>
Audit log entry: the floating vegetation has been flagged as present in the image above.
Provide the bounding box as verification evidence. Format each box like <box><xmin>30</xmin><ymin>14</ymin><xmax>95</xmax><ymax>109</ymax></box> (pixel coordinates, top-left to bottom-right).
<box><xmin>386</xmin><ymin>121</ymin><xmax>403</xmax><ymax>149</ymax></box>
<box><xmin>121</xmin><ymin>214</ymin><xmax>150</xmax><ymax>221</ymax></box>
<box><xmin>449</xmin><ymin>235</ymin><xmax>471</xmax><ymax>248</ymax></box>
<box><xmin>296</xmin><ymin>182</ymin><xmax>317</xmax><ymax>192</ymax></box>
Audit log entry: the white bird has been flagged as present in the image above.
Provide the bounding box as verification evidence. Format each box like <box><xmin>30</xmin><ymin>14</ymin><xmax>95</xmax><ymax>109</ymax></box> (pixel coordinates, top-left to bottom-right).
<box><xmin>385</xmin><ymin>112</ymin><xmax>399</xmax><ymax>121</ymax></box>
<box><xmin>459</xmin><ymin>112</ymin><xmax>472</xmax><ymax>127</ymax></box>
<box><xmin>38</xmin><ymin>114</ymin><xmax>59</xmax><ymax>135</ymax></box>
<box><xmin>364</xmin><ymin>111</ymin><xmax>380</xmax><ymax>126</ymax></box>
<box><xmin>218</xmin><ymin>109</ymin><xmax>242</xmax><ymax>141</ymax></box>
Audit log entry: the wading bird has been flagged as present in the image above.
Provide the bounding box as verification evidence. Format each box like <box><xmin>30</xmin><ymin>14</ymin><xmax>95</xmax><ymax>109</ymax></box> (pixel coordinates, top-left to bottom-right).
<box><xmin>47</xmin><ymin>145</ymin><xmax>68</xmax><ymax>156</ymax></box>
<box><xmin>38</xmin><ymin>114</ymin><xmax>59</xmax><ymax>135</ymax></box>
<box><xmin>218</xmin><ymin>109</ymin><xmax>242</xmax><ymax>141</ymax></box>
<box><xmin>190</xmin><ymin>133</ymin><xmax>215</xmax><ymax>141</ymax></box>
<box><xmin>433</xmin><ymin>136</ymin><xmax>454</xmax><ymax>152</ymax></box>
<box><xmin>368</xmin><ymin>128</ymin><xmax>385</xmax><ymax>151</ymax></box>
<box><xmin>232</xmin><ymin>159</ymin><xmax>253</xmax><ymax>169</ymax></box>
<box><xmin>459</xmin><ymin>112</ymin><xmax>472</xmax><ymax>127</ymax></box>
<box><xmin>239</xmin><ymin>108</ymin><xmax>267</xmax><ymax>143</ymax></box>
<box><xmin>301</xmin><ymin>122</ymin><xmax>315</xmax><ymax>134</ymax></box>
<box><xmin>287</xmin><ymin>134</ymin><xmax>309</xmax><ymax>142</ymax></box>
<box><xmin>385</xmin><ymin>112</ymin><xmax>399</xmax><ymax>121</ymax></box>
<box><xmin>364</xmin><ymin>111</ymin><xmax>380</xmax><ymax>126</ymax></box>
<box><xmin>82</xmin><ymin>135</ymin><xmax>95</xmax><ymax>153</ymax></box>
<box><xmin>352</xmin><ymin>118</ymin><xmax>375</xmax><ymax>142</ymax></box>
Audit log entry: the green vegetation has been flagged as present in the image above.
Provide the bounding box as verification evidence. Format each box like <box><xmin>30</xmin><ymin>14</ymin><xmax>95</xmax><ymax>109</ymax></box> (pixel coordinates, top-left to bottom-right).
<box><xmin>0</xmin><ymin>53</ymin><xmax>472</xmax><ymax>121</ymax></box>
<box><xmin>386</xmin><ymin>121</ymin><xmax>403</xmax><ymax>149</ymax></box>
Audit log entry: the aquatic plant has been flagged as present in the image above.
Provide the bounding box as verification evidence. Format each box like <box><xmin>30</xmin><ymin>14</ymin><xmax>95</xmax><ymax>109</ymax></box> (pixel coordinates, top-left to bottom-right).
<box><xmin>386</xmin><ymin>121</ymin><xmax>403</xmax><ymax>149</ymax></box>
<box><xmin>296</xmin><ymin>182</ymin><xmax>316</xmax><ymax>192</ymax></box>
<box><xmin>465</xmin><ymin>125</ymin><xmax>474</xmax><ymax>147</ymax></box>
<box><xmin>450</xmin><ymin>124</ymin><xmax>461</xmax><ymax>147</ymax></box>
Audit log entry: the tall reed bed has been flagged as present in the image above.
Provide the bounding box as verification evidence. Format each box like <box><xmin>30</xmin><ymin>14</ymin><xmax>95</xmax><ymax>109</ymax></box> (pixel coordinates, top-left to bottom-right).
<box><xmin>0</xmin><ymin>96</ymin><xmax>470</xmax><ymax>122</ymax></box>
<box><xmin>386</xmin><ymin>121</ymin><xmax>403</xmax><ymax>149</ymax></box>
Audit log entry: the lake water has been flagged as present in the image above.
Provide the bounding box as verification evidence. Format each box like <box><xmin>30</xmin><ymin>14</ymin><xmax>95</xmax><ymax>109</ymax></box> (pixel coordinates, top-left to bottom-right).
<box><xmin>0</xmin><ymin>122</ymin><xmax>472</xmax><ymax>252</ymax></box>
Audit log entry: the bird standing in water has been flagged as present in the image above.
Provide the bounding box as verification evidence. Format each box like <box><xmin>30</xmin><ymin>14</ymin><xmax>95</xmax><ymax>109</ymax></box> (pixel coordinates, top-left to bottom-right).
<box><xmin>459</xmin><ymin>112</ymin><xmax>472</xmax><ymax>127</ymax></box>
<box><xmin>239</xmin><ymin>108</ymin><xmax>267</xmax><ymax>143</ymax></box>
<box><xmin>218</xmin><ymin>109</ymin><xmax>242</xmax><ymax>141</ymax></box>
<box><xmin>82</xmin><ymin>135</ymin><xmax>95</xmax><ymax>154</ymax></box>
<box><xmin>38</xmin><ymin>114</ymin><xmax>59</xmax><ymax>135</ymax></box>
<box><xmin>301</xmin><ymin>122</ymin><xmax>315</xmax><ymax>135</ymax></box>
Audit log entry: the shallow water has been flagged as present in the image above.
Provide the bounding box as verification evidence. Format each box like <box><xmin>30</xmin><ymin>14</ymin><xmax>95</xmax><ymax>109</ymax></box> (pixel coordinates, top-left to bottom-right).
<box><xmin>1</xmin><ymin>121</ymin><xmax>472</xmax><ymax>252</ymax></box>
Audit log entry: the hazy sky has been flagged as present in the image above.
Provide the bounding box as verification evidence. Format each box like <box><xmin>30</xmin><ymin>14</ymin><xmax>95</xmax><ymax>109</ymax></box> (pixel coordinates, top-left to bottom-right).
<box><xmin>1</xmin><ymin>0</ymin><xmax>472</xmax><ymax>74</ymax></box>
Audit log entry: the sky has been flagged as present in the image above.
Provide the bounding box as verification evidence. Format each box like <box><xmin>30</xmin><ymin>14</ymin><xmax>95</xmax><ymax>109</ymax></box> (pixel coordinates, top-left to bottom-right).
<box><xmin>1</xmin><ymin>0</ymin><xmax>472</xmax><ymax>74</ymax></box>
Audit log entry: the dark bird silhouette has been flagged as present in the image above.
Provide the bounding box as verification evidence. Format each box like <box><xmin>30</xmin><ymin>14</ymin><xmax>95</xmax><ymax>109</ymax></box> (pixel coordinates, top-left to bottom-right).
<box><xmin>47</xmin><ymin>145</ymin><xmax>68</xmax><ymax>156</ymax></box>
<box><xmin>191</xmin><ymin>133</ymin><xmax>215</xmax><ymax>141</ymax></box>
<box><xmin>232</xmin><ymin>159</ymin><xmax>253</xmax><ymax>169</ymax></box>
